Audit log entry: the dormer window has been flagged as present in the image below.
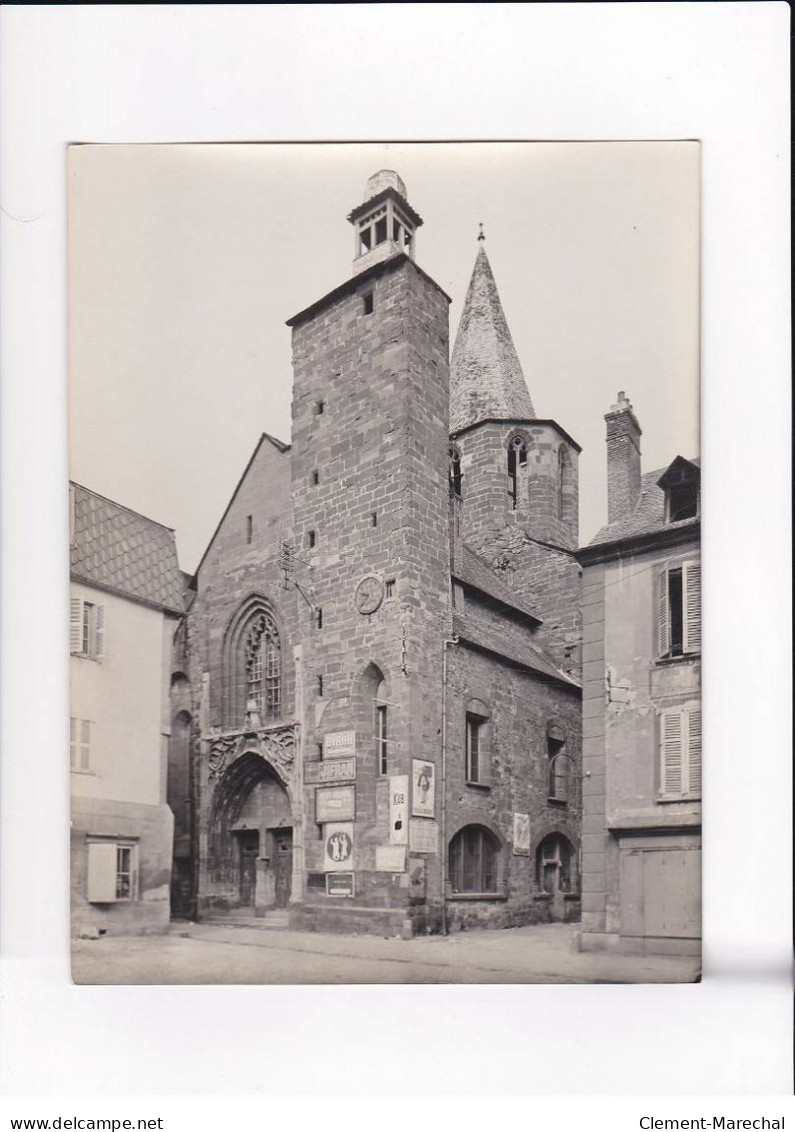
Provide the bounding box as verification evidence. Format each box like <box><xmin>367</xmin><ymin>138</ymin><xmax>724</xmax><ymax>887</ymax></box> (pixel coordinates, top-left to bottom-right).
<box><xmin>657</xmin><ymin>457</ymin><xmax>700</xmax><ymax>524</ymax></box>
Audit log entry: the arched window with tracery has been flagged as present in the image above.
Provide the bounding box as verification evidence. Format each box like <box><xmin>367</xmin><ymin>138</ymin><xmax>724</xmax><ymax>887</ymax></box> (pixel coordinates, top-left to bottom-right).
<box><xmin>223</xmin><ymin>598</ymin><xmax>283</xmax><ymax>728</ymax></box>
<box><xmin>244</xmin><ymin>610</ymin><xmax>281</xmax><ymax>720</ymax></box>
<box><xmin>507</xmin><ymin>436</ymin><xmax>528</xmax><ymax>510</ymax></box>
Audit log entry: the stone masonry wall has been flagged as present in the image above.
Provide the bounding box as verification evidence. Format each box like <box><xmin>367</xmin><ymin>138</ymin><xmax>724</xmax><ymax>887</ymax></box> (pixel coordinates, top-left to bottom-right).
<box><xmin>289</xmin><ymin>256</ymin><xmax>452</xmax><ymax>932</ymax></box>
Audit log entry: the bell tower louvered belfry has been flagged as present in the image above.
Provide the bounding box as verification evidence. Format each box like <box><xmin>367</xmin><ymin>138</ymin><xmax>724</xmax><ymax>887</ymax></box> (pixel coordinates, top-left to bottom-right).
<box><xmin>448</xmin><ymin>235</ymin><xmax>582</xmax><ymax>675</ymax></box>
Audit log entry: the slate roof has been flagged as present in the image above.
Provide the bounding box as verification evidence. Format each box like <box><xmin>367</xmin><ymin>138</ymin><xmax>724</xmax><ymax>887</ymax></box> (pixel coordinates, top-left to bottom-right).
<box><xmin>452</xmin><ymin>542</ymin><xmax>541</xmax><ymax>625</ymax></box>
<box><xmin>70</xmin><ymin>483</ymin><xmax>184</xmax><ymax>614</ymax></box>
<box><xmin>452</xmin><ymin>611</ymin><xmax>579</xmax><ymax>689</ymax></box>
<box><xmin>589</xmin><ymin>458</ymin><xmax>700</xmax><ymax>548</ymax></box>
<box><xmin>450</xmin><ymin>244</ymin><xmax>535</xmax><ymax>433</ymax></box>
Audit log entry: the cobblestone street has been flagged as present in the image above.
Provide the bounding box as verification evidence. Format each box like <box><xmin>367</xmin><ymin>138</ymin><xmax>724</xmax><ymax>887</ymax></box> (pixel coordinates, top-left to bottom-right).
<box><xmin>72</xmin><ymin>921</ymin><xmax>700</xmax><ymax>985</ymax></box>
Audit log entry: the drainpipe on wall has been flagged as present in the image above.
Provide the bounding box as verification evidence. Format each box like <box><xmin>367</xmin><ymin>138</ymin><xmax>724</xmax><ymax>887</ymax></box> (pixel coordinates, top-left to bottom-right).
<box><xmin>440</xmin><ymin>635</ymin><xmax>459</xmax><ymax>936</ymax></box>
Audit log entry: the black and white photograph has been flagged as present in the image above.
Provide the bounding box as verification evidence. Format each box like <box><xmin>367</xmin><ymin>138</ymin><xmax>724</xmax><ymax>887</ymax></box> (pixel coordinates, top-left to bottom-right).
<box><xmin>68</xmin><ymin>141</ymin><xmax>702</xmax><ymax>985</ymax></box>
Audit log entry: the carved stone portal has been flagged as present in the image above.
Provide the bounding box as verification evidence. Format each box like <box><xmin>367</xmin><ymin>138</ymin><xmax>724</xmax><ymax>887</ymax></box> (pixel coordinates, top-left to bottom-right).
<box><xmin>206</xmin><ymin>723</ymin><xmax>297</xmax><ymax>783</ymax></box>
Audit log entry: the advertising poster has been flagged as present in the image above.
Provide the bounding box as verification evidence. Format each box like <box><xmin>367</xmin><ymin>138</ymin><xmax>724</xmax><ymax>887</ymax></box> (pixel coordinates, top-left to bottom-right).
<box><xmin>323</xmin><ymin>730</ymin><xmax>356</xmax><ymax>758</ymax></box>
<box><xmin>411</xmin><ymin>758</ymin><xmax>435</xmax><ymax>817</ymax></box>
<box><xmin>323</xmin><ymin>822</ymin><xmax>354</xmax><ymax>872</ymax></box>
<box><xmin>316</xmin><ymin>785</ymin><xmax>355</xmax><ymax>823</ymax></box>
<box><xmin>409</xmin><ymin>819</ymin><xmax>438</xmax><ymax>854</ymax></box>
<box><xmin>389</xmin><ymin>775</ymin><xmax>409</xmax><ymax>844</ymax></box>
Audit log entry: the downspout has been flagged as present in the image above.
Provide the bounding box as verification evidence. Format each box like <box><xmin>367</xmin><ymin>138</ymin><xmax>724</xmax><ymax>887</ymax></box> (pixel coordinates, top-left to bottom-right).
<box><xmin>440</xmin><ymin>635</ymin><xmax>458</xmax><ymax>936</ymax></box>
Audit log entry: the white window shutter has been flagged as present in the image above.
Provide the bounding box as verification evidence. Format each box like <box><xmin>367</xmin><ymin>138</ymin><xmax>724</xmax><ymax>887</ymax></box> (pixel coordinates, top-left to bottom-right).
<box><xmin>95</xmin><ymin>605</ymin><xmax>106</xmax><ymax>659</ymax></box>
<box><xmin>657</xmin><ymin>567</ymin><xmax>670</xmax><ymax>656</ymax></box>
<box><xmin>683</xmin><ymin>560</ymin><xmax>702</xmax><ymax>653</ymax></box>
<box><xmin>87</xmin><ymin>842</ymin><xmax>118</xmax><ymax>902</ymax></box>
<box><xmin>69</xmin><ymin>717</ymin><xmax>77</xmax><ymax>769</ymax></box>
<box><xmin>70</xmin><ymin>598</ymin><xmax>83</xmax><ymax>654</ymax></box>
<box><xmin>660</xmin><ymin>709</ymin><xmax>684</xmax><ymax>794</ymax></box>
<box><xmin>686</xmin><ymin>706</ymin><xmax>702</xmax><ymax>795</ymax></box>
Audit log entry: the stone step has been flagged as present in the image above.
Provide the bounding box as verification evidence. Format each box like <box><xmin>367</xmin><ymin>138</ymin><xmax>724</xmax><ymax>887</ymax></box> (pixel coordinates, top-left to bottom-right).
<box><xmin>201</xmin><ymin>911</ymin><xmax>290</xmax><ymax>931</ymax></box>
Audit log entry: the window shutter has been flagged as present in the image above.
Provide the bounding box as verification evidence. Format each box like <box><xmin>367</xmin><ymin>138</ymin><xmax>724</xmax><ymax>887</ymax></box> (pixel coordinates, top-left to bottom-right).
<box><xmin>80</xmin><ymin>719</ymin><xmax>91</xmax><ymax>771</ymax></box>
<box><xmin>686</xmin><ymin>706</ymin><xmax>702</xmax><ymax>795</ymax></box>
<box><xmin>70</xmin><ymin>598</ymin><xmax>83</xmax><ymax>654</ymax></box>
<box><xmin>660</xmin><ymin>709</ymin><xmax>684</xmax><ymax>794</ymax></box>
<box><xmin>69</xmin><ymin>717</ymin><xmax>77</xmax><ymax>769</ymax></box>
<box><xmin>683</xmin><ymin>561</ymin><xmax>701</xmax><ymax>653</ymax></box>
<box><xmin>87</xmin><ymin>841</ymin><xmax>118</xmax><ymax>902</ymax></box>
<box><xmin>657</xmin><ymin>567</ymin><xmax>670</xmax><ymax>656</ymax></box>
<box><xmin>94</xmin><ymin>605</ymin><xmax>106</xmax><ymax>659</ymax></box>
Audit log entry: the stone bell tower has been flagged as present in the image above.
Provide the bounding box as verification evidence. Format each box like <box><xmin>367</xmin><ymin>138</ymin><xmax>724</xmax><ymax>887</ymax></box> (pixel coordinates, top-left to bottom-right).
<box><xmin>286</xmin><ymin>171</ymin><xmax>453</xmax><ymax>934</ymax></box>
<box><xmin>448</xmin><ymin>236</ymin><xmax>582</xmax><ymax>675</ymax></box>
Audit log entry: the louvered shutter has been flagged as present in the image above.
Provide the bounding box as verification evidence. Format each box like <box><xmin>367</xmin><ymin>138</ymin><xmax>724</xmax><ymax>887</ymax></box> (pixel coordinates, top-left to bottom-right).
<box><xmin>657</xmin><ymin>567</ymin><xmax>670</xmax><ymax>657</ymax></box>
<box><xmin>87</xmin><ymin>842</ymin><xmax>118</xmax><ymax>902</ymax></box>
<box><xmin>686</xmin><ymin>706</ymin><xmax>702</xmax><ymax>795</ymax></box>
<box><xmin>94</xmin><ymin>605</ymin><xmax>106</xmax><ymax>659</ymax></box>
<box><xmin>660</xmin><ymin>709</ymin><xmax>684</xmax><ymax>794</ymax></box>
<box><xmin>70</xmin><ymin>598</ymin><xmax>83</xmax><ymax>654</ymax></box>
<box><xmin>683</xmin><ymin>560</ymin><xmax>701</xmax><ymax>653</ymax></box>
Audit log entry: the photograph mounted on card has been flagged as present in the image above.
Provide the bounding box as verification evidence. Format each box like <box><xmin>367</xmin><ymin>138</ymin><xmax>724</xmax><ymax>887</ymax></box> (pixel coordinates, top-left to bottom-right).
<box><xmin>67</xmin><ymin>141</ymin><xmax>700</xmax><ymax>986</ymax></box>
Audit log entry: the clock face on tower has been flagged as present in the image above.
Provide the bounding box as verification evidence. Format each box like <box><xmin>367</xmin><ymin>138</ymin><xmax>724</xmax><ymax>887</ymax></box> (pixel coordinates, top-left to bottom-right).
<box><xmin>354</xmin><ymin>575</ymin><xmax>384</xmax><ymax>615</ymax></box>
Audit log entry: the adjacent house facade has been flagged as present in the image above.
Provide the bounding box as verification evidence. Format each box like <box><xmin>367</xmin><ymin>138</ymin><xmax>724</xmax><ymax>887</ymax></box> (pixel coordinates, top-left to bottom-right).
<box><xmin>577</xmin><ymin>393</ymin><xmax>701</xmax><ymax>956</ymax></box>
<box><xmin>177</xmin><ymin>172</ymin><xmax>584</xmax><ymax>936</ymax></box>
<box><xmin>70</xmin><ymin>483</ymin><xmax>184</xmax><ymax>936</ymax></box>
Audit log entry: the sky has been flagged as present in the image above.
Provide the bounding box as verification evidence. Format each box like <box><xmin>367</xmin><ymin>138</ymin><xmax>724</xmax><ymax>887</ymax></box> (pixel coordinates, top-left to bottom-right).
<box><xmin>68</xmin><ymin>142</ymin><xmax>700</xmax><ymax>572</ymax></box>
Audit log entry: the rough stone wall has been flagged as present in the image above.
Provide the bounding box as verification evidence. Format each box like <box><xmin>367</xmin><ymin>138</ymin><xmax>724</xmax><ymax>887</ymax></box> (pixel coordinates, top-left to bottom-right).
<box><xmin>289</xmin><ymin>256</ymin><xmax>452</xmax><ymax>930</ymax></box>
<box><xmin>454</xmin><ymin>421</ymin><xmax>582</xmax><ymax>675</ymax></box>
<box><xmin>446</xmin><ymin>614</ymin><xmax>581</xmax><ymax>931</ymax></box>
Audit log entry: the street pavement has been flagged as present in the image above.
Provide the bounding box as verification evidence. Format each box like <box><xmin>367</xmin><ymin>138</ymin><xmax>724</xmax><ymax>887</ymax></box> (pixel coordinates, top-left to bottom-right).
<box><xmin>72</xmin><ymin>921</ymin><xmax>701</xmax><ymax>985</ymax></box>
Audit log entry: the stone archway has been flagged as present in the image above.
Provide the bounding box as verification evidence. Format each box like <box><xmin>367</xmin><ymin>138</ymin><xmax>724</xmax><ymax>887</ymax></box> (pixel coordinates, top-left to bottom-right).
<box><xmin>207</xmin><ymin>752</ymin><xmax>294</xmax><ymax>915</ymax></box>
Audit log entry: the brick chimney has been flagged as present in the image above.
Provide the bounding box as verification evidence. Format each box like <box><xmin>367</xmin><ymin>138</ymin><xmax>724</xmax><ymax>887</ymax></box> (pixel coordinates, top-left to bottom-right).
<box><xmin>605</xmin><ymin>391</ymin><xmax>642</xmax><ymax>522</ymax></box>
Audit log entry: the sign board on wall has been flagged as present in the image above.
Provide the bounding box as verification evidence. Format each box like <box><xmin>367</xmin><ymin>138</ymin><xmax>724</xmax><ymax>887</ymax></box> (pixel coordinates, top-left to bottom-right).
<box><xmin>323</xmin><ymin>730</ymin><xmax>356</xmax><ymax>759</ymax></box>
<box><xmin>513</xmin><ymin>812</ymin><xmax>531</xmax><ymax>856</ymax></box>
<box><xmin>389</xmin><ymin>775</ymin><xmax>409</xmax><ymax>845</ymax></box>
<box><xmin>409</xmin><ymin>819</ymin><xmax>438</xmax><ymax>854</ymax></box>
<box><xmin>375</xmin><ymin>845</ymin><xmax>406</xmax><ymax>872</ymax></box>
<box><xmin>326</xmin><ymin>873</ymin><xmax>355</xmax><ymax>898</ymax></box>
<box><xmin>411</xmin><ymin>759</ymin><xmax>435</xmax><ymax>817</ymax></box>
<box><xmin>323</xmin><ymin>822</ymin><xmax>354</xmax><ymax>872</ymax></box>
<box><xmin>319</xmin><ymin>756</ymin><xmax>356</xmax><ymax>783</ymax></box>
<box><xmin>316</xmin><ymin>785</ymin><xmax>355</xmax><ymax>823</ymax></box>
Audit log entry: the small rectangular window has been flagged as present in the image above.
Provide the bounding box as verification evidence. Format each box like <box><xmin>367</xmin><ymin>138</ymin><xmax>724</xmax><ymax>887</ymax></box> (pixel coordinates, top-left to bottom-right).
<box><xmin>246</xmin><ymin>515</ymin><xmax>253</xmax><ymax>543</ymax></box>
<box><xmin>363</xmin><ymin>293</ymin><xmax>374</xmax><ymax>316</ymax></box>
<box><xmin>376</xmin><ymin>703</ymin><xmax>388</xmax><ymax>776</ymax></box>
<box><xmin>316</xmin><ymin>608</ymin><xmax>323</xmax><ymax>629</ymax></box>
<box><xmin>312</xmin><ymin>470</ymin><xmax>319</xmax><ymax>485</ymax></box>
<box><xmin>317</xmin><ymin>675</ymin><xmax>324</xmax><ymax>697</ymax></box>
<box><xmin>315</xmin><ymin>399</ymin><xmax>325</xmax><ymax>415</ymax></box>
<box><xmin>307</xmin><ymin>530</ymin><xmax>316</xmax><ymax>549</ymax></box>
<box><xmin>385</xmin><ymin>579</ymin><xmax>395</xmax><ymax>599</ymax></box>
<box><xmin>371</xmin><ymin>512</ymin><xmax>378</xmax><ymax>527</ymax></box>
<box><xmin>374</xmin><ymin>217</ymin><xmax>387</xmax><ymax>245</ymax></box>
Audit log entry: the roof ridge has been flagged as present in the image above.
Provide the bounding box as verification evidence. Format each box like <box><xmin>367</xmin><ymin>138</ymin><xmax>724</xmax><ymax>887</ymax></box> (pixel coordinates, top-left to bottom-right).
<box><xmin>70</xmin><ymin>481</ymin><xmax>176</xmax><ymax>534</ymax></box>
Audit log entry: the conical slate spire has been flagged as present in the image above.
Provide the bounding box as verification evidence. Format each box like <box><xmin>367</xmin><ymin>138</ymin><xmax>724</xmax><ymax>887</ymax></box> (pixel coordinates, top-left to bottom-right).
<box><xmin>450</xmin><ymin>244</ymin><xmax>535</xmax><ymax>432</ymax></box>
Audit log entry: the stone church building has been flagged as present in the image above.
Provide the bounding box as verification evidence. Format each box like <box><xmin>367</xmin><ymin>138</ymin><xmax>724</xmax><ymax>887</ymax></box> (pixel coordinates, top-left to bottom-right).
<box><xmin>173</xmin><ymin>171</ymin><xmax>583</xmax><ymax>935</ymax></box>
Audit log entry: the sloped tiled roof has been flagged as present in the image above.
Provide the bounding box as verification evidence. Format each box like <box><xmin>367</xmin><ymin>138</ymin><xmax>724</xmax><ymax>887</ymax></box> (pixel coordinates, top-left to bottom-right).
<box><xmin>452</xmin><ymin>542</ymin><xmax>541</xmax><ymax>625</ymax></box>
<box><xmin>452</xmin><ymin>611</ymin><xmax>579</xmax><ymax>689</ymax></box>
<box><xmin>70</xmin><ymin>483</ymin><xmax>184</xmax><ymax>614</ymax></box>
<box><xmin>589</xmin><ymin>458</ymin><xmax>700</xmax><ymax>548</ymax></box>
<box><xmin>450</xmin><ymin>243</ymin><xmax>535</xmax><ymax>432</ymax></box>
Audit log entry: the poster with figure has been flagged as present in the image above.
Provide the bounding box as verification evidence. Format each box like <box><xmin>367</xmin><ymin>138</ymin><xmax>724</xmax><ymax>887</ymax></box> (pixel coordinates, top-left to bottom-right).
<box><xmin>389</xmin><ymin>775</ymin><xmax>409</xmax><ymax>845</ymax></box>
<box><xmin>323</xmin><ymin>822</ymin><xmax>354</xmax><ymax>872</ymax></box>
<box><xmin>411</xmin><ymin>759</ymin><xmax>435</xmax><ymax>817</ymax></box>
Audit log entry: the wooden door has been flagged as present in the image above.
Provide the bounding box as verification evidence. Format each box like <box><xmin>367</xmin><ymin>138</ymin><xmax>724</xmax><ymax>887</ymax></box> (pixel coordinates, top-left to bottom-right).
<box><xmin>273</xmin><ymin>829</ymin><xmax>293</xmax><ymax>909</ymax></box>
<box><xmin>238</xmin><ymin>830</ymin><xmax>259</xmax><ymax>907</ymax></box>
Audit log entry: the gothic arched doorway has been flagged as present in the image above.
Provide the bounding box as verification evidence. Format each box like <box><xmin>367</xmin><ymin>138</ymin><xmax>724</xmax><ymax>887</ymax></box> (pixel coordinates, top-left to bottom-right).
<box><xmin>208</xmin><ymin>753</ymin><xmax>293</xmax><ymax>914</ymax></box>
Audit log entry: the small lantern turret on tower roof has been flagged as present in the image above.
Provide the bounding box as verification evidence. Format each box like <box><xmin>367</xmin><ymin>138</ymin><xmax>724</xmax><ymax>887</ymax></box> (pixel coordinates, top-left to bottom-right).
<box><xmin>347</xmin><ymin>169</ymin><xmax>423</xmax><ymax>276</ymax></box>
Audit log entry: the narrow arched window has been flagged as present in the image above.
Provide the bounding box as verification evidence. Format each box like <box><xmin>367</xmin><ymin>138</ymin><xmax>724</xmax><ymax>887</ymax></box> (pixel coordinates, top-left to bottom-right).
<box><xmin>449</xmin><ymin>448</ymin><xmax>463</xmax><ymax>499</ymax></box>
<box><xmin>375</xmin><ymin>678</ymin><xmax>388</xmax><ymax>775</ymax></box>
<box><xmin>547</xmin><ymin>723</ymin><xmax>569</xmax><ymax>803</ymax></box>
<box><xmin>244</xmin><ymin>611</ymin><xmax>281</xmax><ymax>720</ymax></box>
<box><xmin>557</xmin><ymin>445</ymin><xmax>567</xmax><ymax>520</ymax></box>
<box><xmin>449</xmin><ymin>825</ymin><xmax>500</xmax><ymax>894</ymax></box>
<box><xmin>507</xmin><ymin>437</ymin><xmax>527</xmax><ymax>510</ymax></box>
